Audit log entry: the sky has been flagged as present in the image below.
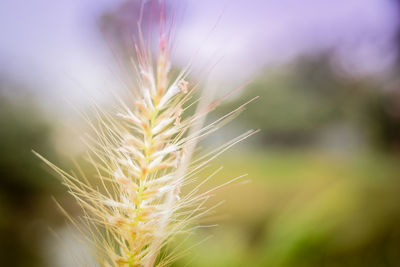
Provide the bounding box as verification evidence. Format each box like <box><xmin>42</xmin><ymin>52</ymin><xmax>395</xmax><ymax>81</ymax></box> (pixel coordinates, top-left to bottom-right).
<box><xmin>175</xmin><ymin>0</ymin><xmax>397</xmax><ymax>77</ymax></box>
<box><xmin>0</xmin><ymin>0</ymin><xmax>398</xmax><ymax>107</ymax></box>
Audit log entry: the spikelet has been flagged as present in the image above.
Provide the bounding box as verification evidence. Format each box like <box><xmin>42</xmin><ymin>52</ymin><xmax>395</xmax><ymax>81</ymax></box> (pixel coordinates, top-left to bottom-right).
<box><xmin>34</xmin><ymin>4</ymin><xmax>258</xmax><ymax>267</ymax></box>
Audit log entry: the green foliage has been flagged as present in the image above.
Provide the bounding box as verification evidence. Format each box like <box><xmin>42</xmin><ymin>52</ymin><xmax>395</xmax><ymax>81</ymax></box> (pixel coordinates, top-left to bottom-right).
<box><xmin>0</xmin><ymin>92</ymin><xmax>61</xmax><ymax>267</ymax></box>
<box><xmin>172</xmin><ymin>150</ymin><xmax>400</xmax><ymax>266</ymax></box>
<box><xmin>219</xmin><ymin>55</ymin><xmax>388</xmax><ymax>148</ymax></box>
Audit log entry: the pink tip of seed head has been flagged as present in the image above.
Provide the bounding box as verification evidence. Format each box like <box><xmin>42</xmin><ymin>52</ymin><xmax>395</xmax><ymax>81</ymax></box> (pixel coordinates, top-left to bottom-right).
<box><xmin>160</xmin><ymin>35</ymin><xmax>167</xmax><ymax>52</ymax></box>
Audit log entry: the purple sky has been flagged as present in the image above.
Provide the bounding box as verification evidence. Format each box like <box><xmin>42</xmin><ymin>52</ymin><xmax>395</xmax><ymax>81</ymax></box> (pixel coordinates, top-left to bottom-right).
<box><xmin>172</xmin><ymin>0</ymin><xmax>398</xmax><ymax>82</ymax></box>
<box><xmin>0</xmin><ymin>0</ymin><xmax>398</xmax><ymax>105</ymax></box>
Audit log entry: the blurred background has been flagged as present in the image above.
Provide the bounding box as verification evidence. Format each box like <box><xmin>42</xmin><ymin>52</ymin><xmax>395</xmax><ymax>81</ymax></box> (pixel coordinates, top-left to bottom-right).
<box><xmin>1</xmin><ymin>0</ymin><xmax>400</xmax><ymax>266</ymax></box>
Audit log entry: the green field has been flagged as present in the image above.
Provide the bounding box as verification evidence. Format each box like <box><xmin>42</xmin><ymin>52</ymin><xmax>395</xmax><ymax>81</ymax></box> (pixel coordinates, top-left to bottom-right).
<box><xmin>172</xmin><ymin>149</ymin><xmax>400</xmax><ymax>266</ymax></box>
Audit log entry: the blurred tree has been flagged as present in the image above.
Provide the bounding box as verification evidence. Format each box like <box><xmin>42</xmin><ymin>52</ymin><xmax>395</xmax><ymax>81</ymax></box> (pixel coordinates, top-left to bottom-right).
<box><xmin>100</xmin><ymin>0</ymin><xmax>162</xmax><ymax>47</ymax></box>
<box><xmin>218</xmin><ymin>53</ymin><xmax>390</xmax><ymax>150</ymax></box>
<box><xmin>0</xmin><ymin>80</ymin><xmax>62</xmax><ymax>267</ymax></box>
<box><xmin>375</xmin><ymin>0</ymin><xmax>400</xmax><ymax>151</ymax></box>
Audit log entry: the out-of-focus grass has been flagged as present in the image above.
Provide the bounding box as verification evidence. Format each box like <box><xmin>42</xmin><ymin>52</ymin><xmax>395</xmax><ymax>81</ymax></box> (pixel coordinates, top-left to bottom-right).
<box><xmin>172</xmin><ymin>149</ymin><xmax>400</xmax><ymax>267</ymax></box>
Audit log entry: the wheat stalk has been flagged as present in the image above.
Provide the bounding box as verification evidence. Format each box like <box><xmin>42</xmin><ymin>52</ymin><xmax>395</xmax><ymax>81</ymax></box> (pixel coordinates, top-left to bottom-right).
<box><xmin>34</xmin><ymin>4</ymin><xmax>258</xmax><ymax>267</ymax></box>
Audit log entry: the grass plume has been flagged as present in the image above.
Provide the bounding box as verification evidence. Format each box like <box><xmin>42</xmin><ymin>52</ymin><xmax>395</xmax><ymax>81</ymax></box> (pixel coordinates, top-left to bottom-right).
<box><xmin>34</xmin><ymin>3</ymin><xmax>258</xmax><ymax>266</ymax></box>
